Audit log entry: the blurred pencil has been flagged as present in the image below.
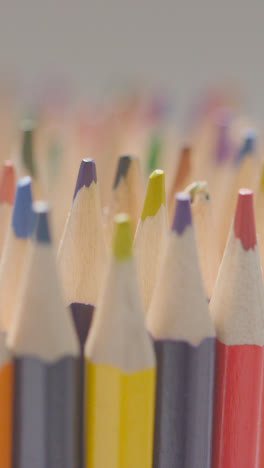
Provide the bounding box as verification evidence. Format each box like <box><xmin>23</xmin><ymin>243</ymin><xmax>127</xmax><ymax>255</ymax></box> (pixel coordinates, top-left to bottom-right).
<box><xmin>85</xmin><ymin>214</ymin><xmax>156</xmax><ymax>468</ymax></box>
<box><xmin>146</xmin><ymin>131</ymin><xmax>163</xmax><ymax>174</ymax></box>
<box><xmin>0</xmin><ymin>177</ymin><xmax>34</xmax><ymax>332</ymax></box>
<box><xmin>0</xmin><ymin>161</ymin><xmax>15</xmax><ymax>257</ymax></box>
<box><xmin>219</xmin><ymin>128</ymin><xmax>260</xmax><ymax>251</ymax></box>
<box><xmin>134</xmin><ymin>169</ymin><xmax>168</xmax><ymax>312</ymax></box>
<box><xmin>168</xmin><ymin>145</ymin><xmax>191</xmax><ymax>217</ymax></box>
<box><xmin>147</xmin><ymin>193</ymin><xmax>215</xmax><ymax>468</ymax></box>
<box><xmin>106</xmin><ymin>154</ymin><xmax>143</xmax><ymax>238</ymax></box>
<box><xmin>184</xmin><ymin>181</ymin><xmax>220</xmax><ymax>298</ymax></box>
<box><xmin>0</xmin><ymin>331</ymin><xmax>13</xmax><ymax>468</ymax></box>
<box><xmin>8</xmin><ymin>202</ymin><xmax>80</xmax><ymax>468</ymax></box>
<box><xmin>210</xmin><ymin>189</ymin><xmax>264</xmax><ymax>467</ymax></box>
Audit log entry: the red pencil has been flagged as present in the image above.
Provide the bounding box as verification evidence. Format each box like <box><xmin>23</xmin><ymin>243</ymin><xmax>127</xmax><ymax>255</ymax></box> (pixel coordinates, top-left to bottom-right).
<box><xmin>210</xmin><ymin>189</ymin><xmax>264</xmax><ymax>467</ymax></box>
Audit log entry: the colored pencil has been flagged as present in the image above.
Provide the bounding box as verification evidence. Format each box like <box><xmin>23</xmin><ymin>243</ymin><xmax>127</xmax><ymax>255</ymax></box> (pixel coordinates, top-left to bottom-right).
<box><xmin>0</xmin><ymin>161</ymin><xmax>15</xmax><ymax>257</ymax></box>
<box><xmin>219</xmin><ymin>128</ymin><xmax>260</xmax><ymax>251</ymax></box>
<box><xmin>8</xmin><ymin>201</ymin><xmax>80</xmax><ymax>468</ymax></box>
<box><xmin>20</xmin><ymin>119</ymin><xmax>37</xmax><ymax>179</ymax></box>
<box><xmin>255</xmin><ymin>163</ymin><xmax>264</xmax><ymax>274</ymax></box>
<box><xmin>58</xmin><ymin>158</ymin><xmax>106</xmax><ymax>465</ymax></box>
<box><xmin>0</xmin><ymin>331</ymin><xmax>13</xmax><ymax>468</ymax></box>
<box><xmin>184</xmin><ymin>181</ymin><xmax>220</xmax><ymax>298</ymax></box>
<box><xmin>134</xmin><ymin>169</ymin><xmax>168</xmax><ymax>312</ymax></box>
<box><xmin>210</xmin><ymin>189</ymin><xmax>264</xmax><ymax>467</ymax></box>
<box><xmin>147</xmin><ymin>192</ymin><xmax>215</xmax><ymax>468</ymax></box>
<box><xmin>107</xmin><ymin>154</ymin><xmax>143</xmax><ymax>237</ymax></box>
<box><xmin>85</xmin><ymin>213</ymin><xmax>156</xmax><ymax>468</ymax></box>
<box><xmin>58</xmin><ymin>157</ymin><xmax>107</xmax><ymax>344</ymax></box>
<box><xmin>146</xmin><ymin>131</ymin><xmax>163</xmax><ymax>174</ymax></box>
<box><xmin>168</xmin><ymin>145</ymin><xmax>191</xmax><ymax>217</ymax></box>
<box><xmin>0</xmin><ymin>176</ymin><xmax>33</xmax><ymax>332</ymax></box>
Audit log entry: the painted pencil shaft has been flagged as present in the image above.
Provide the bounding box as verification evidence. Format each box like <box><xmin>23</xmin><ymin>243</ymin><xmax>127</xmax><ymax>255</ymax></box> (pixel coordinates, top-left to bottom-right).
<box><xmin>153</xmin><ymin>338</ymin><xmax>214</xmax><ymax>468</ymax></box>
<box><xmin>85</xmin><ymin>214</ymin><xmax>156</xmax><ymax>468</ymax></box>
<box><xmin>212</xmin><ymin>342</ymin><xmax>263</xmax><ymax>468</ymax></box>
<box><xmin>85</xmin><ymin>362</ymin><xmax>155</xmax><ymax>468</ymax></box>
<box><xmin>0</xmin><ymin>332</ymin><xmax>13</xmax><ymax>468</ymax></box>
<box><xmin>71</xmin><ymin>301</ymin><xmax>94</xmax><ymax>468</ymax></box>
<box><xmin>13</xmin><ymin>357</ymin><xmax>81</xmax><ymax>468</ymax></box>
<box><xmin>210</xmin><ymin>189</ymin><xmax>264</xmax><ymax>467</ymax></box>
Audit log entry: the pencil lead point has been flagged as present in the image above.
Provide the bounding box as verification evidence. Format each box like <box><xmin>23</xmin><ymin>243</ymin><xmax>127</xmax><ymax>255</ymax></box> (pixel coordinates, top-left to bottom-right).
<box><xmin>12</xmin><ymin>176</ymin><xmax>34</xmax><ymax>238</ymax></box>
<box><xmin>235</xmin><ymin>128</ymin><xmax>257</xmax><ymax>163</ymax></box>
<box><xmin>234</xmin><ymin>188</ymin><xmax>256</xmax><ymax>250</ymax></box>
<box><xmin>147</xmin><ymin>132</ymin><xmax>162</xmax><ymax>173</ymax></box>
<box><xmin>73</xmin><ymin>158</ymin><xmax>97</xmax><ymax>200</ymax></box>
<box><xmin>21</xmin><ymin>119</ymin><xmax>37</xmax><ymax>177</ymax></box>
<box><xmin>33</xmin><ymin>201</ymin><xmax>51</xmax><ymax>243</ymax></box>
<box><xmin>141</xmin><ymin>169</ymin><xmax>165</xmax><ymax>220</ymax></box>
<box><xmin>0</xmin><ymin>161</ymin><xmax>15</xmax><ymax>204</ymax></box>
<box><xmin>112</xmin><ymin>213</ymin><xmax>133</xmax><ymax>260</ymax></box>
<box><xmin>172</xmin><ymin>192</ymin><xmax>192</xmax><ymax>234</ymax></box>
<box><xmin>113</xmin><ymin>155</ymin><xmax>132</xmax><ymax>189</ymax></box>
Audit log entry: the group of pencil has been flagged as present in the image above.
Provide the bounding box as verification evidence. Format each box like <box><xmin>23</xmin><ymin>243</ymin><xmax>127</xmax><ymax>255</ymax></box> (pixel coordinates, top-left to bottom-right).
<box><xmin>0</xmin><ymin>87</ymin><xmax>264</xmax><ymax>468</ymax></box>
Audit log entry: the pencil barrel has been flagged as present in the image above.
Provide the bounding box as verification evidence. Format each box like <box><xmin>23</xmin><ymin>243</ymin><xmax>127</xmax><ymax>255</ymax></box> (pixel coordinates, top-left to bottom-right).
<box><xmin>13</xmin><ymin>357</ymin><xmax>81</xmax><ymax>468</ymax></box>
<box><xmin>153</xmin><ymin>338</ymin><xmax>215</xmax><ymax>468</ymax></box>
<box><xmin>85</xmin><ymin>361</ymin><xmax>156</xmax><ymax>468</ymax></box>
<box><xmin>212</xmin><ymin>340</ymin><xmax>263</xmax><ymax>468</ymax></box>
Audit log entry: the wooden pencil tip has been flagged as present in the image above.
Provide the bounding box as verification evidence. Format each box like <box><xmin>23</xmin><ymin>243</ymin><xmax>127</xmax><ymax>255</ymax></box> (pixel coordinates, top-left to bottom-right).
<box><xmin>141</xmin><ymin>169</ymin><xmax>165</xmax><ymax>220</ymax></box>
<box><xmin>184</xmin><ymin>181</ymin><xmax>209</xmax><ymax>203</ymax></box>
<box><xmin>234</xmin><ymin>189</ymin><xmax>256</xmax><ymax>250</ymax></box>
<box><xmin>12</xmin><ymin>176</ymin><xmax>34</xmax><ymax>238</ymax></box>
<box><xmin>147</xmin><ymin>132</ymin><xmax>162</xmax><ymax>173</ymax></box>
<box><xmin>21</xmin><ymin>119</ymin><xmax>36</xmax><ymax>177</ymax></box>
<box><xmin>113</xmin><ymin>155</ymin><xmax>132</xmax><ymax>189</ymax></box>
<box><xmin>33</xmin><ymin>201</ymin><xmax>51</xmax><ymax>244</ymax></box>
<box><xmin>172</xmin><ymin>192</ymin><xmax>192</xmax><ymax>234</ymax></box>
<box><xmin>235</xmin><ymin>128</ymin><xmax>257</xmax><ymax>163</ymax></box>
<box><xmin>112</xmin><ymin>213</ymin><xmax>133</xmax><ymax>260</ymax></box>
<box><xmin>260</xmin><ymin>162</ymin><xmax>264</xmax><ymax>192</ymax></box>
<box><xmin>73</xmin><ymin>158</ymin><xmax>97</xmax><ymax>200</ymax></box>
<box><xmin>0</xmin><ymin>161</ymin><xmax>15</xmax><ymax>204</ymax></box>
<box><xmin>214</xmin><ymin>109</ymin><xmax>232</xmax><ymax>163</ymax></box>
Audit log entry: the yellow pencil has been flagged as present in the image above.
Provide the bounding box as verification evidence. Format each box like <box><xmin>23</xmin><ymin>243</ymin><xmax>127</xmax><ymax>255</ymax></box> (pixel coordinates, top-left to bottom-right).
<box><xmin>84</xmin><ymin>213</ymin><xmax>156</xmax><ymax>468</ymax></box>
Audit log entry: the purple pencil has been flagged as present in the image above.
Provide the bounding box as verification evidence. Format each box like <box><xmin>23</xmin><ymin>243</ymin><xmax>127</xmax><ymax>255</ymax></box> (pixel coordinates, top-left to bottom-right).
<box><xmin>147</xmin><ymin>192</ymin><xmax>215</xmax><ymax>468</ymax></box>
<box><xmin>57</xmin><ymin>158</ymin><xmax>107</xmax><ymax>465</ymax></box>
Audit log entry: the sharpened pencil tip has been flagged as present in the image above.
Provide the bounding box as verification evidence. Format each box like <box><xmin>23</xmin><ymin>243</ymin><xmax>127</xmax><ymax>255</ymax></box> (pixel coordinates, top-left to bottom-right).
<box><xmin>141</xmin><ymin>169</ymin><xmax>165</xmax><ymax>220</ymax></box>
<box><xmin>21</xmin><ymin>119</ymin><xmax>36</xmax><ymax>177</ymax></box>
<box><xmin>214</xmin><ymin>110</ymin><xmax>232</xmax><ymax>163</ymax></box>
<box><xmin>33</xmin><ymin>201</ymin><xmax>51</xmax><ymax>243</ymax></box>
<box><xmin>12</xmin><ymin>176</ymin><xmax>34</xmax><ymax>238</ymax></box>
<box><xmin>234</xmin><ymin>189</ymin><xmax>256</xmax><ymax>250</ymax></box>
<box><xmin>112</xmin><ymin>213</ymin><xmax>133</xmax><ymax>260</ymax></box>
<box><xmin>172</xmin><ymin>192</ymin><xmax>192</xmax><ymax>234</ymax></box>
<box><xmin>73</xmin><ymin>158</ymin><xmax>97</xmax><ymax>200</ymax></box>
<box><xmin>184</xmin><ymin>181</ymin><xmax>210</xmax><ymax>203</ymax></box>
<box><xmin>0</xmin><ymin>161</ymin><xmax>15</xmax><ymax>204</ymax></box>
<box><xmin>236</xmin><ymin>128</ymin><xmax>257</xmax><ymax>163</ymax></box>
<box><xmin>113</xmin><ymin>155</ymin><xmax>132</xmax><ymax>189</ymax></box>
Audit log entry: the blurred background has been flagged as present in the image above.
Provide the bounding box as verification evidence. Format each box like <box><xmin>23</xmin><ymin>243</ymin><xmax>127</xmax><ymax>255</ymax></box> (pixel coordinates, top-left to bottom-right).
<box><xmin>0</xmin><ymin>1</ymin><xmax>263</xmax><ymax>121</ymax></box>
